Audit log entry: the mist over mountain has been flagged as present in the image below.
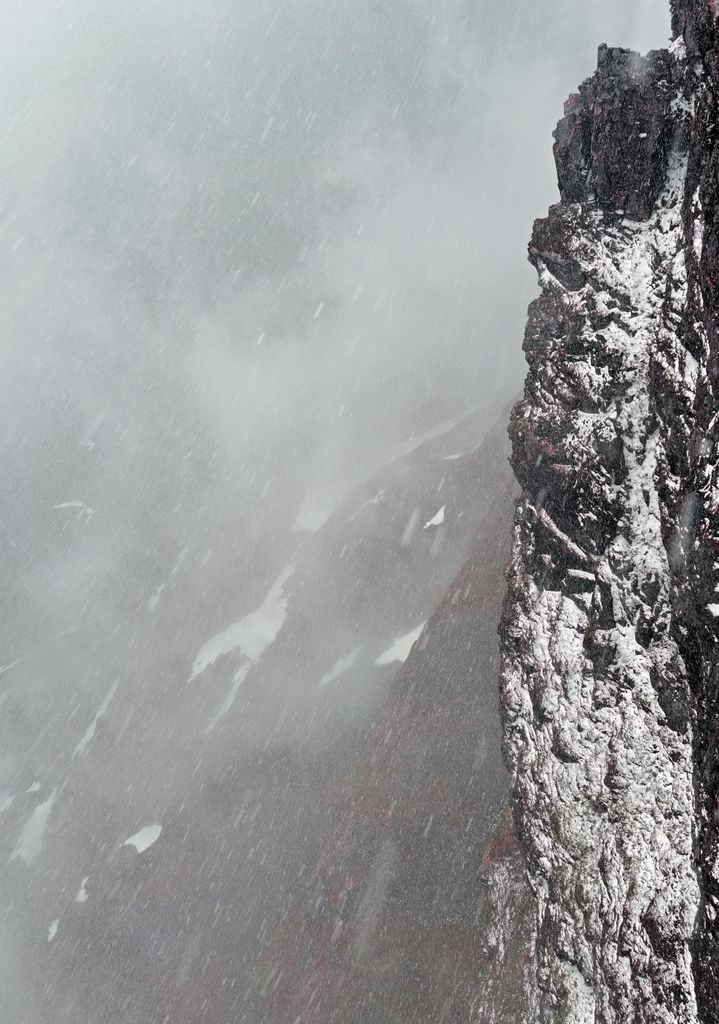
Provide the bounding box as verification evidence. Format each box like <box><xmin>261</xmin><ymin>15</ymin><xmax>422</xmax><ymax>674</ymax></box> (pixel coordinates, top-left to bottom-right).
<box><xmin>0</xmin><ymin>2</ymin><xmax>672</xmax><ymax>1022</ymax></box>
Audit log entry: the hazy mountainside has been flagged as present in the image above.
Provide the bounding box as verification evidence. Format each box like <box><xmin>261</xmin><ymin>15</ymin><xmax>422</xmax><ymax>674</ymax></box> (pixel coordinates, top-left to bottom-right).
<box><xmin>0</xmin><ymin>4</ymin><xmax>682</xmax><ymax>1024</ymax></box>
<box><xmin>500</xmin><ymin>1</ymin><xmax>719</xmax><ymax>1020</ymax></box>
<box><xmin>248</xmin><ymin>428</ymin><xmax>525</xmax><ymax>1024</ymax></box>
<box><xmin>0</xmin><ymin>407</ymin><xmax>517</xmax><ymax>1023</ymax></box>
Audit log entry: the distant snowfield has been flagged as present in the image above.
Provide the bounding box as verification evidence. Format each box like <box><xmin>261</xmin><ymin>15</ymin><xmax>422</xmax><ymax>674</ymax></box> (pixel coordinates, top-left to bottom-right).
<box><xmin>12</xmin><ymin>790</ymin><xmax>57</xmax><ymax>865</ymax></box>
<box><xmin>192</xmin><ymin>565</ymin><xmax>295</xmax><ymax>731</ymax></box>
<box><xmin>375</xmin><ymin>624</ymin><xmax>425</xmax><ymax>666</ymax></box>
<box><xmin>318</xmin><ymin>647</ymin><xmax>361</xmax><ymax>689</ymax></box>
<box><xmin>122</xmin><ymin>824</ymin><xmax>162</xmax><ymax>854</ymax></box>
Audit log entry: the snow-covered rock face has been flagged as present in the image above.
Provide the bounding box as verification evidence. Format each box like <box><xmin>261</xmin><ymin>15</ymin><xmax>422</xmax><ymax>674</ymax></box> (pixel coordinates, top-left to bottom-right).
<box><xmin>671</xmin><ymin>5</ymin><xmax>719</xmax><ymax>1017</ymax></box>
<box><xmin>500</xmin><ymin>7</ymin><xmax>719</xmax><ymax>1020</ymax></box>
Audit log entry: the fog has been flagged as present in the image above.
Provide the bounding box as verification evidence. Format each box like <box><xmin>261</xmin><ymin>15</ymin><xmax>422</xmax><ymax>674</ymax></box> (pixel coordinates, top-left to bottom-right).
<box><xmin>1</xmin><ymin>1</ymin><xmax>669</xmax><ymax>1021</ymax></box>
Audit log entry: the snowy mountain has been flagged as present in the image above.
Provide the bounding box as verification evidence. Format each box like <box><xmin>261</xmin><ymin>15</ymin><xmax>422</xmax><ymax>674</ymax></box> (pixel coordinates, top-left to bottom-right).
<box><xmin>500</xmin><ymin>3</ymin><xmax>719</xmax><ymax>1019</ymax></box>
<box><xmin>0</xmin><ymin>408</ymin><xmax>516</xmax><ymax>1023</ymax></box>
<box><xmin>1</xmin><ymin>3</ymin><xmax>686</xmax><ymax>1022</ymax></box>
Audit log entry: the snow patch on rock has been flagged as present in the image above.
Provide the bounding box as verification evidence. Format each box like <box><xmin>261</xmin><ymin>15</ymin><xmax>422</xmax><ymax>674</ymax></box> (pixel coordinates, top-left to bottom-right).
<box><xmin>12</xmin><ymin>790</ymin><xmax>57</xmax><ymax>866</ymax></box>
<box><xmin>122</xmin><ymin>824</ymin><xmax>162</xmax><ymax>854</ymax></box>
<box><xmin>376</xmin><ymin>624</ymin><xmax>425</xmax><ymax>666</ymax></box>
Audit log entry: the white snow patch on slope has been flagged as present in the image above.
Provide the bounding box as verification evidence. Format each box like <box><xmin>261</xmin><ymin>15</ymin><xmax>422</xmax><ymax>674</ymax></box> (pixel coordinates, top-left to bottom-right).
<box><xmin>73</xmin><ymin>680</ymin><xmax>120</xmax><ymax>758</ymax></box>
<box><xmin>75</xmin><ymin>877</ymin><xmax>89</xmax><ymax>903</ymax></box>
<box><xmin>47</xmin><ymin>919</ymin><xmax>59</xmax><ymax>943</ymax></box>
<box><xmin>318</xmin><ymin>648</ymin><xmax>361</xmax><ymax>689</ymax></box>
<box><xmin>193</xmin><ymin>566</ymin><xmax>294</xmax><ymax>732</ymax></box>
<box><xmin>192</xmin><ymin>565</ymin><xmax>294</xmax><ymax>678</ymax></box>
<box><xmin>122</xmin><ymin>824</ymin><xmax>162</xmax><ymax>854</ymax></box>
<box><xmin>11</xmin><ymin>790</ymin><xmax>57</xmax><ymax>865</ymax></box>
<box><xmin>423</xmin><ymin>505</ymin><xmax>446</xmax><ymax>529</ymax></box>
<box><xmin>376</xmin><ymin>624</ymin><xmax>425</xmax><ymax>666</ymax></box>
<box><xmin>707</xmin><ymin>604</ymin><xmax>719</xmax><ymax>618</ymax></box>
<box><xmin>0</xmin><ymin>791</ymin><xmax>14</xmax><ymax>816</ymax></box>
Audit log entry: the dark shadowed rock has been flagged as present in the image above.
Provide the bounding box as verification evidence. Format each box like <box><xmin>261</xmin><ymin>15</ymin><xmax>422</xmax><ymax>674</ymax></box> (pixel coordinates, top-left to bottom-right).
<box><xmin>554</xmin><ymin>45</ymin><xmax>676</xmax><ymax>220</ymax></box>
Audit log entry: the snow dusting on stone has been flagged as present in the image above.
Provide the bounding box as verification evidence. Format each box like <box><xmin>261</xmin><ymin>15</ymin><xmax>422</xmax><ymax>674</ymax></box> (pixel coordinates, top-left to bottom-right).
<box><xmin>500</xmin><ymin>39</ymin><xmax>705</xmax><ymax>1023</ymax></box>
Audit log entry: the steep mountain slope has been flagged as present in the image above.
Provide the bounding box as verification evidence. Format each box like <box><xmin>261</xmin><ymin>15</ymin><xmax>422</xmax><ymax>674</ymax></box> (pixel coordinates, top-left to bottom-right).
<box><xmin>500</xmin><ymin>3</ymin><xmax>719</xmax><ymax>1021</ymax></box>
<box><xmin>0</xmin><ymin>408</ymin><xmax>517</xmax><ymax>1024</ymax></box>
<box><xmin>247</xmin><ymin>430</ymin><xmax>527</xmax><ymax>1024</ymax></box>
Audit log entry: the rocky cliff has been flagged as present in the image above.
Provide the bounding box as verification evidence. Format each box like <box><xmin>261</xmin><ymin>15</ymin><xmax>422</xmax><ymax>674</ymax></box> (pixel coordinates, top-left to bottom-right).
<box><xmin>500</xmin><ymin>2</ymin><xmax>719</xmax><ymax>1021</ymax></box>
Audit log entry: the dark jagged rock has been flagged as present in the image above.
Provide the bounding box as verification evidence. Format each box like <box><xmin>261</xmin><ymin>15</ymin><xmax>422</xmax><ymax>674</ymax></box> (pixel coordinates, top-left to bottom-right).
<box><xmin>500</xmin><ymin>3</ymin><xmax>719</xmax><ymax>1021</ymax></box>
<box><xmin>554</xmin><ymin>45</ymin><xmax>676</xmax><ymax>220</ymax></box>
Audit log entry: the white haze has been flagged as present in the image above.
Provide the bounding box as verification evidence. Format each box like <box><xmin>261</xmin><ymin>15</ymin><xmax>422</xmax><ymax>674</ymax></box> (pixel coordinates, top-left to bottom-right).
<box><xmin>0</xmin><ymin>0</ymin><xmax>669</xmax><ymax>1020</ymax></box>
<box><xmin>1</xmin><ymin>0</ymin><xmax>669</xmax><ymax>675</ymax></box>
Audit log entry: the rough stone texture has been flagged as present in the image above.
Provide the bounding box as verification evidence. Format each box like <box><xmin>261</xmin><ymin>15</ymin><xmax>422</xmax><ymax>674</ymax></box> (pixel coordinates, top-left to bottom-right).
<box><xmin>670</xmin><ymin>2</ymin><xmax>719</xmax><ymax>1017</ymax></box>
<box><xmin>554</xmin><ymin>45</ymin><xmax>676</xmax><ymax>220</ymax></box>
<box><xmin>500</xmin><ymin>4</ymin><xmax>719</xmax><ymax>1021</ymax></box>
